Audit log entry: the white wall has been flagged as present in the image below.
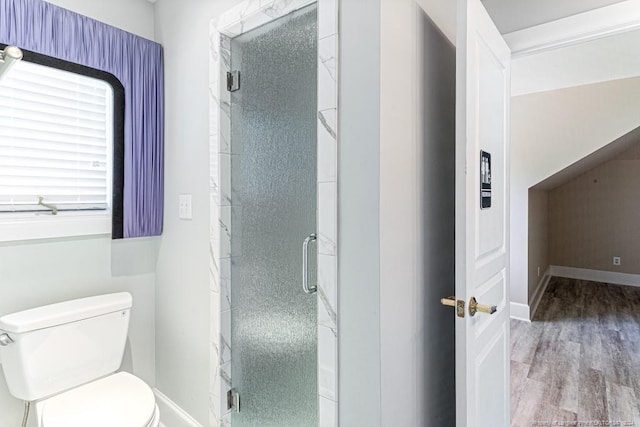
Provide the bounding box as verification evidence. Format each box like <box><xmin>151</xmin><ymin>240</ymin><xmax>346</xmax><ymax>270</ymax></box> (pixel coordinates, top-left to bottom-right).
<box><xmin>0</xmin><ymin>3</ymin><xmax>157</xmax><ymax>426</ymax></box>
<box><xmin>510</xmin><ymin>77</ymin><xmax>640</xmax><ymax>306</ymax></box>
<box><xmin>338</xmin><ymin>0</ymin><xmax>382</xmax><ymax>424</ymax></box>
<box><xmin>379</xmin><ymin>0</ymin><xmax>422</xmax><ymax>424</ymax></box>
<box><xmin>45</xmin><ymin>0</ymin><xmax>155</xmax><ymax>40</ymax></box>
<box><xmin>152</xmin><ymin>0</ymin><xmax>244</xmax><ymax>424</ymax></box>
<box><xmin>379</xmin><ymin>1</ymin><xmax>457</xmax><ymax>425</ymax></box>
<box><xmin>339</xmin><ymin>0</ymin><xmax>456</xmax><ymax>425</ymax></box>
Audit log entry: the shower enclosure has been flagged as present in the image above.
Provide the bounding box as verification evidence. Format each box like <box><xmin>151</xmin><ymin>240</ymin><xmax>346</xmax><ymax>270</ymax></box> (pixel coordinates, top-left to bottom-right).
<box><xmin>229</xmin><ymin>5</ymin><xmax>318</xmax><ymax>426</ymax></box>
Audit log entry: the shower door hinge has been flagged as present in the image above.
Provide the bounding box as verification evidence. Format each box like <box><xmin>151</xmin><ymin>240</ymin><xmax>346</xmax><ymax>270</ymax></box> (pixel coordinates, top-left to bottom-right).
<box><xmin>227</xmin><ymin>389</ymin><xmax>240</xmax><ymax>412</ymax></box>
<box><xmin>227</xmin><ymin>70</ymin><xmax>240</xmax><ymax>92</ymax></box>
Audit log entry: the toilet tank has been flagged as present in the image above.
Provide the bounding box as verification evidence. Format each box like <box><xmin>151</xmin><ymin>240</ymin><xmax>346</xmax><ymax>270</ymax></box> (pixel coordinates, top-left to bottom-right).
<box><xmin>0</xmin><ymin>293</ymin><xmax>132</xmax><ymax>401</ymax></box>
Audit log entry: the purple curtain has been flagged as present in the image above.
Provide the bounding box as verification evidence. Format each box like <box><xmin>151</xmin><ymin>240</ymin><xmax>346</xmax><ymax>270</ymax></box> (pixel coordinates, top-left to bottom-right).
<box><xmin>0</xmin><ymin>0</ymin><xmax>164</xmax><ymax>238</ymax></box>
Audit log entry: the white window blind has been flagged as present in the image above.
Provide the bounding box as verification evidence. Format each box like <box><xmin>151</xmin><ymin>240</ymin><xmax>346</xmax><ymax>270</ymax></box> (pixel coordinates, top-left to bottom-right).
<box><xmin>0</xmin><ymin>60</ymin><xmax>113</xmax><ymax>213</ymax></box>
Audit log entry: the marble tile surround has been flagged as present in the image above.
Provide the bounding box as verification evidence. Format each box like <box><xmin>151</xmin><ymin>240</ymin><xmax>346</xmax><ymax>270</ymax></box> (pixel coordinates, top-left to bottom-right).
<box><xmin>208</xmin><ymin>0</ymin><xmax>339</xmax><ymax>425</ymax></box>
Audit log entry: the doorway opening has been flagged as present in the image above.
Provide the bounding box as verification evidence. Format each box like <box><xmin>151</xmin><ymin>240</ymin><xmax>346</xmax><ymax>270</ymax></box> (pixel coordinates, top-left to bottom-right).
<box><xmin>510</xmin><ymin>35</ymin><xmax>640</xmax><ymax>424</ymax></box>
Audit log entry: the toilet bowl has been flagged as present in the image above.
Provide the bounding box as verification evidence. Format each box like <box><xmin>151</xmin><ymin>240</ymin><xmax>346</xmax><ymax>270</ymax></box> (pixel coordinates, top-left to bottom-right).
<box><xmin>37</xmin><ymin>372</ymin><xmax>159</xmax><ymax>427</ymax></box>
<box><xmin>0</xmin><ymin>293</ymin><xmax>159</xmax><ymax>427</ymax></box>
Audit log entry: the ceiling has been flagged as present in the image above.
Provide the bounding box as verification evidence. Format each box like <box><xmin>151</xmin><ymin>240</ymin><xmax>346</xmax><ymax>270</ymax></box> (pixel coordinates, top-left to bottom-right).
<box><xmin>482</xmin><ymin>0</ymin><xmax>628</xmax><ymax>34</ymax></box>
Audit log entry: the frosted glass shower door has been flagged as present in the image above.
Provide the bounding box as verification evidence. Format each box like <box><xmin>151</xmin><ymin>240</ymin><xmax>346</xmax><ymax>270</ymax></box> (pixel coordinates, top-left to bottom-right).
<box><xmin>229</xmin><ymin>5</ymin><xmax>318</xmax><ymax>426</ymax></box>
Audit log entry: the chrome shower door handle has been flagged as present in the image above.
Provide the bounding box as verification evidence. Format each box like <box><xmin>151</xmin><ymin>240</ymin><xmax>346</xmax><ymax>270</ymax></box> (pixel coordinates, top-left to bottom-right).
<box><xmin>302</xmin><ymin>234</ymin><xmax>317</xmax><ymax>294</ymax></box>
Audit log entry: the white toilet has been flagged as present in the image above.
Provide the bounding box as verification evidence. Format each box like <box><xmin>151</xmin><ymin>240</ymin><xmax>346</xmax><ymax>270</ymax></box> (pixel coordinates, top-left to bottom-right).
<box><xmin>0</xmin><ymin>292</ymin><xmax>159</xmax><ymax>427</ymax></box>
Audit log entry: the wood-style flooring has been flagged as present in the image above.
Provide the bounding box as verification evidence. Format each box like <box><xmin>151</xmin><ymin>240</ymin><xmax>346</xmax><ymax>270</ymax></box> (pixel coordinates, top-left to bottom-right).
<box><xmin>511</xmin><ymin>277</ymin><xmax>640</xmax><ymax>426</ymax></box>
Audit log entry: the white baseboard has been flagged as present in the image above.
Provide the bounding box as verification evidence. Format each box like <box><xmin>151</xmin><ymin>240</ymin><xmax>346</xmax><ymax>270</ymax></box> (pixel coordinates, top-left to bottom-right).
<box><xmin>154</xmin><ymin>388</ymin><xmax>203</xmax><ymax>427</ymax></box>
<box><xmin>510</xmin><ymin>302</ymin><xmax>530</xmax><ymax>322</ymax></box>
<box><xmin>550</xmin><ymin>265</ymin><xmax>640</xmax><ymax>288</ymax></box>
<box><xmin>529</xmin><ymin>268</ymin><xmax>552</xmax><ymax>320</ymax></box>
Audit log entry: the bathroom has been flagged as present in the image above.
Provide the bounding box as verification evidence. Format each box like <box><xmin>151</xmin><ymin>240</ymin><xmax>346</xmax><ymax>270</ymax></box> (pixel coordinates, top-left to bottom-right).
<box><xmin>3</xmin><ymin>0</ymin><xmax>633</xmax><ymax>426</ymax></box>
<box><xmin>0</xmin><ymin>0</ymin><xmax>441</xmax><ymax>425</ymax></box>
<box><xmin>0</xmin><ymin>0</ymin><xmax>351</xmax><ymax>425</ymax></box>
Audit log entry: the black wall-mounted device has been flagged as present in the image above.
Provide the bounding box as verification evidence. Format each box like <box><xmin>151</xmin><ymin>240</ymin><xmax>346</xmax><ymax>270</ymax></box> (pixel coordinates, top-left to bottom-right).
<box><xmin>480</xmin><ymin>150</ymin><xmax>491</xmax><ymax>209</ymax></box>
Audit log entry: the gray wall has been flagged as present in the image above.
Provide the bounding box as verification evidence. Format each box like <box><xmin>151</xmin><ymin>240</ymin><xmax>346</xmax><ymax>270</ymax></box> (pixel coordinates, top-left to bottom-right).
<box><xmin>416</xmin><ymin>8</ymin><xmax>456</xmax><ymax>425</ymax></box>
<box><xmin>378</xmin><ymin>0</ymin><xmax>456</xmax><ymax>424</ymax></box>
<box><xmin>338</xmin><ymin>0</ymin><xmax>382</xmax><ymax>425</ymax></box>
<box><xmin>528</xmin><ymin>189</ymin><xmax>549</xmax><ymax>301</ymax></box>
<box><xmin>339</xmin><ymin>1</ymin><xmax>456</xmax><ymax>425</ymax></box>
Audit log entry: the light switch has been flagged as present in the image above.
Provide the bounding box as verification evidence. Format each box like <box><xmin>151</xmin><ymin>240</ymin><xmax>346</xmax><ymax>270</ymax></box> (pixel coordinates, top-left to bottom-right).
<box><xmin>179</xmin><ymin>194</ymin><xmax>192</xmax><ymax>220</ymax></box>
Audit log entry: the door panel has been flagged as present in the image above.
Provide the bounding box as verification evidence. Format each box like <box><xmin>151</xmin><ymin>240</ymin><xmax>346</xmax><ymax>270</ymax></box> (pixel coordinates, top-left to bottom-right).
<box><xmin>475</xmin><ymin>34</ymin><xmax>507</xmax><ymax>261</ymax></box>
<box><xmin>455</xmin><ymin>0</ymin><xmax>511</xmax><ymax>426</ymax></box>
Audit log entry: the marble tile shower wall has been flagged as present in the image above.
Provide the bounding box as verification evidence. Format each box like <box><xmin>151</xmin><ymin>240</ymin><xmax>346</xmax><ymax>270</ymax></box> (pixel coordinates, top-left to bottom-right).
<box><xmin>208</xmin><ymin>0</ymin><xmax>339</xmax><ymax>426</ymax></box>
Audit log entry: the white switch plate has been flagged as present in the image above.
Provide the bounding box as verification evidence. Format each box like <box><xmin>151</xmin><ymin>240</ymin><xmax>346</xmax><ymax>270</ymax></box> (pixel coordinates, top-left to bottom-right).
<box><xmin>179</xmin><ymin>194</ymin><xmax>192</xmax><ymax>220</ymax></box>
<box><xmin>613</xmin><ymin>256</ymin><xmax>621</xmax><ymax>266</ymax></box>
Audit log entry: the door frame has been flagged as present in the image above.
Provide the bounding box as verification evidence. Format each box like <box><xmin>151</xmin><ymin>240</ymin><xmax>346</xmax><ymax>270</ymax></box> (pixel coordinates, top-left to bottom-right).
<box><xmin>208</xmin><ymin>0</ymin><xmax>340</xmax><ymax>425</ymax></box>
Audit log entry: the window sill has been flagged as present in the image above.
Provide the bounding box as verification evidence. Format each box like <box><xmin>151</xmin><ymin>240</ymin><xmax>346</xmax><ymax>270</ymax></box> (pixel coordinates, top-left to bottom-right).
<box><xmin>0</xmin><ymin>211</ymin><xmax>111</xmax><ymax>243</ymax></box>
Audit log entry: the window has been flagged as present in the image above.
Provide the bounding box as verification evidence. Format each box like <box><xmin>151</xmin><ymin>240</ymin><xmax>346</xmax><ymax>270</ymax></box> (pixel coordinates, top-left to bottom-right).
<box><xmin>0</xmin><ymin>47</ymin><xmax>124</xmax><ymax>242</ymax></box>
<box><xmin>0</xmin><ymin>60</ymin><xmax>113</xmax><ymax>213</ymax></box>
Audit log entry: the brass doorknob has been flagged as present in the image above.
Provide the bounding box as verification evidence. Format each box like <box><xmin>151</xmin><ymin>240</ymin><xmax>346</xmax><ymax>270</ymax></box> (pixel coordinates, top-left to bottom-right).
<box><xmin>440</xmin><ymin>296</ymin><xmax>465</xmax><ymax>318</ymax></box>
<box><xmin>468</xmin><ymin>297</ymin><xmax>497</xmax><ymax>317</ymax></box>
<box><xmin>440</xmin><ymin>296</ymin><xmax>456</xmax><ymax>307</ymax></box>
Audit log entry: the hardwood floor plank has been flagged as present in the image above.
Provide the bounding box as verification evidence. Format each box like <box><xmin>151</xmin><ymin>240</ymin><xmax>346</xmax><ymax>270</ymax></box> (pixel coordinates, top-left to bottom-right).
<box><xmin>605</xmin><ymin>380</ymin><xmax>640</xmax><ymax>426</ymax></box>
<box><xmin>511</xmin><ymin>321</ymin><xmax>544</xmax><ymax>365</ymax></box>
<box><xmin>596</xmin><ymin>284</ymin><xmax>621</xmax><ymax>332</ymax></box>
<box><xmin>510</xmin><ymin>378</ymin><xmax>548</xmax><ymax>427</ymax></box>
<box><xmin>601</xmin><ymin>330</ymin><xmax>634</xmax><ymax>387</ymax></box>
<box><xmin>578</xmin><ymin>367</ymin><xmax>608</xmax><ymax>423</ymax></box>
<box><xmin>510</xmin><ymin>360</ymin><xmax>531</xmax><ymax>419</ymax></box>
<box><xmin>578</xmin><ymin>315</ymin><xmax>605</xmax><ymax>371</ymax></box>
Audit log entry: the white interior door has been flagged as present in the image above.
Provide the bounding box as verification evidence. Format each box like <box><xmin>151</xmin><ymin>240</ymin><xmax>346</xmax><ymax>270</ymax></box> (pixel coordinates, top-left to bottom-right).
<box><xmin>455</xmin><ymin>0</ymin><xmax>511</xmax><ymax>426</ymax></box>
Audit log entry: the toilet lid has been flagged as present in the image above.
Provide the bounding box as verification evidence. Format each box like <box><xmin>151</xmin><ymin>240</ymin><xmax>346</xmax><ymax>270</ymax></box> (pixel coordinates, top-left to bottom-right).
<box><xmin>41</xmin><ymin>372</ymin><xmax>156</xmax><ymax>427</ymax></box>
